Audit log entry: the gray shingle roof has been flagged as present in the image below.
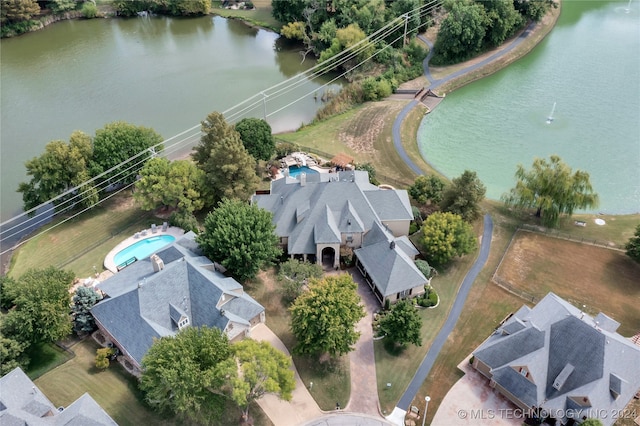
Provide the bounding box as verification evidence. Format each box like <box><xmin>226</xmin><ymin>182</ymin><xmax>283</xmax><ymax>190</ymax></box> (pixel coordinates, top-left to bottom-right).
<box><xmin>253</xmin><ymin>170</ymin><xmax>412</xmax><ymax>255</ymax></box>
<box><xmin>472</xmin><ymin>293</ymin><xmax>640</xmax><ymax>426</ymax></box>
<box><xmin>354</xmin><ymin>223</ymin><xmax>428</xmax><ymax>296</ymax></box>
<box><xmin>0</xmin><ymin>368</ymin><xmax>116</xmax><ymax>426</ymax></box>
<box><xmin>92</xmin><ymin>237</ymin><xmax>264</xmax><ymax>368</ymax></box>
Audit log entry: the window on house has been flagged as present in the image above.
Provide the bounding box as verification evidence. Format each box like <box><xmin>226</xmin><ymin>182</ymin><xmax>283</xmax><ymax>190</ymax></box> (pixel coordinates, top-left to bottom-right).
<box><xmin>178</xmin><ymin>317</ymin><xmax>190</xmax><ymax>329</ymax></box>
<box><xmin>346</xmin><ymin>234</ymin><xmax>353</xmax><ymax>242</ymax></box>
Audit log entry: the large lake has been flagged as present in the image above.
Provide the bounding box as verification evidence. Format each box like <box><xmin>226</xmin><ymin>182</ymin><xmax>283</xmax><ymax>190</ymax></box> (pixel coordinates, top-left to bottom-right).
<box><xmin>418</xmin><ymin>0</ymin><xmax>640</xmax><ymax>214</ymax></box>
<box><xmin>0</xmin><ymin>15</ymin><xmax>341</xmax><ymax>221</ymax></box>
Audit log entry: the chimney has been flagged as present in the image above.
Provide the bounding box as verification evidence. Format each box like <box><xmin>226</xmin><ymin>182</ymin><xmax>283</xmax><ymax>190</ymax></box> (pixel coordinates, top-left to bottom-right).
<box><xmin>300</xmin><ymin>173</ymin><xmax>306</xmax><ymax>186</ymax></box>
<box><xmin>151</xmin><ymin>254</ymin><xmax>164</xmax><ymax>272</ymax></box>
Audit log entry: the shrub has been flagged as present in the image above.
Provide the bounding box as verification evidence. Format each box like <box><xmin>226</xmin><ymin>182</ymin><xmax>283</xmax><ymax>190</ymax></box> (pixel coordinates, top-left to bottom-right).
<box><xmin>81</xmin><ymin>2</ymin><xmax>98</xmax><ymax>18</ymax></box>
<box><xmin>409</xmin><ymin>222</ymin><xmax>419</xmax><ymax>235</ymax></box>
<box><xmin>275</xmin><ymin>142</ymin><xmax>299</xmax><ymax>158</ymax></box>
<box><xmin>340</xmin><ymin>246</ymin><xmax>354</xmax><ymax>267</ymax></box>
<box><xmin>169</xmin><ymin>210</ymin><xmax>199</xmax><ymax>233</ymax></box>
<box><xmin>415</xmin><ymin>259</ymin><xmax>432</xmax><ymax>278</ymax></box>
<box><xmin>95</xmin><ymin>347</ymin><xmax>115</xmax><ymax>370</ymax></box>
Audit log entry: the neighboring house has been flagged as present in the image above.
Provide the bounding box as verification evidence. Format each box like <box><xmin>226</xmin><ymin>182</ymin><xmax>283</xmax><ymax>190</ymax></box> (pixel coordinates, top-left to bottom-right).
<box><xmin>0</xmin><ymin>367</ymin><xmax>117</xmax><ymax>425</ymax></box>
<box><xmin>92</xmin><ymin>232</ymin><xmax>265</xmax><ymax>376</ymax></box>
<box><xmin>472</xmin><ymin>292</ymin><xmax>640</xmax><ymax>426</ymax></box>
<box><xmin>252</xmin><ymin>170</ymin><xmax>428</xmax><ymax>305</ymax></box>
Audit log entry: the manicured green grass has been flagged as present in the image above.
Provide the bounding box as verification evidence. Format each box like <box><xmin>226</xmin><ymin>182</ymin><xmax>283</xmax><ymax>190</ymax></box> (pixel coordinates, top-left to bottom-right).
<box><xmin>34</xmin><ymin>338</ymin><xmax>272</xmax><ymax>426</ymax></box>
<box><xmin>210</xmin><ymin>0</ymin><xmax>280</xmax><ymax>31</ymax></box>
<box><xmin>26</xmin><ymin>342</ymin><xmax>73</xmax><ymax>380</ymax></box>
<box><xmin>9</xmin><ymin>194</ymin><xmax>155</xmax><ymax>279</ymax></box>
<box><xmin>248</xmin><ymin>269</ymin><xmax>351</xmax><ymax>411</ymax></box>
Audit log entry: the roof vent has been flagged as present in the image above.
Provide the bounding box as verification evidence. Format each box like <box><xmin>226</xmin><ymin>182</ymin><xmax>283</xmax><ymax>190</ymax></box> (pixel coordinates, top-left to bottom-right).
<box><xmin>220</xmin><ymin>309</ymin><xmax>225</xmax><ymax>316</ymax></box>
<box><xmin>390</xmin><ymin>241</ymin><xmax>396</xmax><ymax>250</ymax></box>
<box><xmin>281</xmin><ymin>196</ymin><xmax>284</xmax><ymax>204</ymax></box>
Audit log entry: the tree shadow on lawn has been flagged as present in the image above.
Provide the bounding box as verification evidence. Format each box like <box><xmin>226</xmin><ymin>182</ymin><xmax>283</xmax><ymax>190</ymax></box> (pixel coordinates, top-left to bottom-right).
<box><xmin>382</xmin><ymin>338</ymin><xmax>408</xmax><ymax>357</ymax></box>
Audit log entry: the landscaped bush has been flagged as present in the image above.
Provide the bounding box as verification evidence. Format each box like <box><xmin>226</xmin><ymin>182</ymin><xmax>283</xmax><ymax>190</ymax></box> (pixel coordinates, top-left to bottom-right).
<box><xmin>340</xmin><ymin>246</ymin><xmax>355</xmax><ymax>268</ymax></box>
<box><xmin>169</xmin><ymin>210</ymin><xmax>199</xmax><ymax>233</ymax></box>
<box><xmin>275</xmin><ymin>142</ymin><xmax>299</xmax><ymax>158</ymax></box>
<box><xmin>81</xmin><ymin>2</ymin><xmax>98</xmax><ymax>18</ymax></box>
<box><xmin>416</xmin><ymin>286</ymin><xmax>438</xmax><ymax>307</ymax></box>
<box><xmin>414</xmin><ymin>259</ymin><xmax>432</xmax><ymax>278</ymax></box>
<box><xmin>409</xmin><ymin>222</ymin><xmax>419</xmax><ymax>235</ymax></box>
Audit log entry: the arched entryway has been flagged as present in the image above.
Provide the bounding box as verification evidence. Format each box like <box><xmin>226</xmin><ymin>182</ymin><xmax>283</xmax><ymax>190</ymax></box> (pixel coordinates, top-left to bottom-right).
<box><xmin>321</xmin><ymin>247</ymin><xmax>336</xmax><ymax>268</ymax></box>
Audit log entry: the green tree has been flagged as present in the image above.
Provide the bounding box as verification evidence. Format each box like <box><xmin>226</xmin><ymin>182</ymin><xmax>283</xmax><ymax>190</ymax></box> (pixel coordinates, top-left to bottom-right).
<box><xmin>319</xmin><ymin>23</ymin><xmax>374</xmax><ymax>68</ymax></box>
<box><xmin>90</xmin><ymin>121</ymin><xmax>164</xmax><ymax>186</ymax></box>
<box><xmin>501</xmin><ymin>155</ymin><xmax>599</xmax><ymax>227</ymax></box>
<box><xmin>220</xmin><ymin>339</ymin><xmax>295</xmax><ymax>420</ymax></box>
<box><xmin>1</xmin><ymin>267</ymin><xmax>74</xmax><ymax>344</ymax></box>
<box><xmin>140</xmin><ymin>327</ymin><xmax>231</xmax><ymax>425</ymax></box>
<box><xmin>513</xmin><ymin>0</ymin><xmax>555</xmax><ymax>22</ymax></box>
<box><xmin>421</xmin><ymin>212</ymin><xmax>477</xmax><ymax>265</ymax></box>
<box><xmin>197</xmin><ymin>199</ymin><xmax>281</xmax><ymax>282</ymax></box>
<box><xmin>192</xmin><ymin>111</ymin><xmax>236</xmax><ymax>167</ymax></box>
<box><xmin>290</xmin><ymin>274</ymin><xmax>365</xmax><ymax>357</ymax></box>
<box><xmin>134</xmin><ymin>158</ymin><xmax>208</xmax><ymax>214</ymax></box>
<box><xmin>355</xmin><ymin>162</ymin><xmax>379</xmax><ymax>185</ymax></box>
<box><xmin>379</xmin><ymin>299</ymin><xmax>422</xmax><ymax>348</ymax></box>
<box><xmin>432</xmin><ymin>1</ymin><xmax>488</xmax><ymax>64</ymax></box>
<box><xmin>234</xmin><ymin>118</ymin><xmax>275</xmax><ymax>162</ymax></box>
<box><xmin>271</xmin><ymin>0</ymin><xmax>307</xmax><ymax>25</ymax></box>
<box><xmin>625</xmin><ymin>224</ymin><xmax>640</xmax><ymax>263</ymax></box>
<box><xmin>278</xmin><ymin>259</ymin><xmax>323</xmax><ymax>305</ymax></box>
<box><xmin>409</xmin><ymin>174</ymin><xmax>446</xmax><ymax>205</ymax></box>
<box><xmin>0</xmin><ymin>275</ymin><xmax>18</xmax><ymax>310</ymax></box>
<box><xmin>0</xmin><ymin>0</ymin><xmax>40</xmax><ymax>24</ymax></box>
<box><xmin>440</xmin><ymin>170</ymin><xmax>486</xmax><ymax>222</ymax></box>
<box><xmin>48</xmin><ymin>0</ymin><xmax>77</xmax><ymax>13</ymax></box>
<box><xmin>0</xmin><ymin>334</ymin><xmax>30</xmax><ymax>375</ymax></box>
<box><xmin>18</xmin><ymin>131</ymin><xmax>98</xmax><ymax>214</ymax></box>
<box><xmin>194</xmin><ymin>113</ymin><xmax>259</xmax><ymax>204</ymax></box>
<box><xmin>72</xmin><ymin>286</ymin><xmax>102</xmax><ymax>334</ymax></box>
<box><xmin>480</xmin><ymin>0</ymin><xmax>524</xmax><ymax>47</ymax></box>
<box><xmin>164</xmin><ymin>0</ymin><xmax>210</xmax><ymax>16</ymax></box>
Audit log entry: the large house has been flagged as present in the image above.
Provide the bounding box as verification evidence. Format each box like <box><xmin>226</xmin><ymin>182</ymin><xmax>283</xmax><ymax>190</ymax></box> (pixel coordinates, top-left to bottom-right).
<box><xmin>472</xmin><ymin>292</ymin><xmax>640</xmax><ymax>426</ymax></box>
<box><xmin>91</xmin><ymin>232</ymin><xmax>265</xmax><ymax>376</ymax></box>
<box><xmin>0</xmin><ymin>367</ymin><xmax>117</xmax><ymax>425</ymax></box>
<box><xmin>252</xmin><ymin>170</ymin><xmax>429</xmax><ymax>305</ymax></box>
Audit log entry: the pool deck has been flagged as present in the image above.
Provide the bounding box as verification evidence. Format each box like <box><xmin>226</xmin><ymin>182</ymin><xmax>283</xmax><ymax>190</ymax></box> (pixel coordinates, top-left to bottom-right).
<box><xmin>275</xmin><ymin>152</ymin><xmax>332</xmax><ymax>180</ymax></box>
<box><xmin>103</xmin><ymin>225</ymin><xmax>185</xmax><ymax>273</ymax></box>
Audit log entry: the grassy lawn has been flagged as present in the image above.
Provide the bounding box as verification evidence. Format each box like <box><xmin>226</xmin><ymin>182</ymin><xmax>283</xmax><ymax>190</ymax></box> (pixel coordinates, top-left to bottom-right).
<box><xmin>26</xmin><ymin>342</ymin><xmax>73</xmax><ymax>380</ymax></box>
<box><xmin>210</xmin><ymin>0</ymin><xmax>280</xmax><ymax>31</ymax></box>
<box><xmin>495</xmin><ymin>230</ymin><xmax>640</xmax><ymax>336</ymax></box>
<box><xmin>9</xmin><ymin>193</ymin><xmax>156</xmax><ymax>279</ymax></box>
<box><xmin>248</xmin><ymin>269</ymin><xmax>351</xmax><ymax>411</ymax></box>
<box><xmin>34</xmin><ymin>338</ymin><xmax>272</xmax><ymax>426</ymax></box>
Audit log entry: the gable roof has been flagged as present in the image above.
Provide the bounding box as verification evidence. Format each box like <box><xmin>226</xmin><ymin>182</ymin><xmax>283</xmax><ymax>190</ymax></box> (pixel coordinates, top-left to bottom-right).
<box><xmin>0</xmin><ymin>368</ymin><xmax>116</xmax><ymax>426</ymax></box>
<box><xmin>354</xmin><ymin>223</ymin><xmax>428</xmax><ymax>297</ymax></box>
<box><xmin>252</xmin><ymin>171</ymin><xmax>412</xmax><ymax>255</ymax></box>
<box><xmin>472</xmin><ymin>293</ymin><xmax>640</xmax><ymax>426</ymax></box>
<box><xmin>92</xmin><ymin>234</ymin><xmax>264</xmax><ymax>367</ymax></box>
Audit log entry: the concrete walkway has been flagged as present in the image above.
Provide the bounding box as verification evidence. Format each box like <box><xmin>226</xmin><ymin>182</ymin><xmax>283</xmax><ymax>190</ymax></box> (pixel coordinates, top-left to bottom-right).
<box><xmin>344</xmin><ymin>269</ymin><xmax>382</xmax><ymax>415</ymax></box>
<box><xmin>250</xmin><ymin>323</ymin><xmax>323</xmax><ymax>426</ymax></box>
<box><xmin>388</xmin><ymin>214</ymin><xmax>494</xmax><ymax>425</ymax></box>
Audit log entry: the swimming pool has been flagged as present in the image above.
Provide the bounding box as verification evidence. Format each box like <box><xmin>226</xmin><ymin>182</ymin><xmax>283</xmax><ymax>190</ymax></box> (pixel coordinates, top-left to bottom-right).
<box><xmin>113</xmin><ymin>235</ymin><xmax>176</xmax><ymax>267</ymax></box>
<box><xmin>288</xmin><ymin>165</ymin><xmax>319</xmax><ymax>178</ymax></box>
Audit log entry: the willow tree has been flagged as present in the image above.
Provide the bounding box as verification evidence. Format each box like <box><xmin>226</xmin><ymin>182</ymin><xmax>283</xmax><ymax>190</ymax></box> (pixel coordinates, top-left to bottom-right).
<box><xmin>502</xmin><ymin>155</ymin><xmax>599</xmax><ymax>227</ymax></box>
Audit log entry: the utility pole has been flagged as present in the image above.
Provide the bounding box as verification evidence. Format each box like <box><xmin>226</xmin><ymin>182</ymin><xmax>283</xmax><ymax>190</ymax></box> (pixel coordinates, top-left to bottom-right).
<box><xmin>403</xmin><ymin>13</ymin><xmax>409</xmax><ymax>47</ymax></box>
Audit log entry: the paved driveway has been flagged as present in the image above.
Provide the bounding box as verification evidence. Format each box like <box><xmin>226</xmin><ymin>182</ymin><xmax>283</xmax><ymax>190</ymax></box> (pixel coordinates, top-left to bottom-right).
<box><xmin>431</xmin><ymin>356</ymin><xmax>523</xmax><ymax>426</ymax></box>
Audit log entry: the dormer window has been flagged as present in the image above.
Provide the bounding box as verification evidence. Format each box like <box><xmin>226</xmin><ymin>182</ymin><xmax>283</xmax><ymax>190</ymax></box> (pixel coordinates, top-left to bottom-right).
<box><xmin>178</xmin><ymin>316</ymin><xmax>190</xmax><ymax>330</ymax></box>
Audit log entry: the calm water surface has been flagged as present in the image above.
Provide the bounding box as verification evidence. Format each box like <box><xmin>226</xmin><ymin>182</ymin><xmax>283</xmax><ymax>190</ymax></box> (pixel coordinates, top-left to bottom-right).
<box><xmin>418</xmin><ymin>0</ymin><xmax>640</xmax><ymax>214</ymax></box>
<box><xmin>0</xmin><ymin>16</ymin><xmax>340</xmax><ymax>220</ymax></box>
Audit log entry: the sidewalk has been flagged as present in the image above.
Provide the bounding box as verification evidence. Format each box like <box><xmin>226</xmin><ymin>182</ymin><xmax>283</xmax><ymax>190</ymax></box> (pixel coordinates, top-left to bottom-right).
<box><xmin>250</xmin><ymin>323</ymin><xmax>323</xmax><ymax>426</ymax></box>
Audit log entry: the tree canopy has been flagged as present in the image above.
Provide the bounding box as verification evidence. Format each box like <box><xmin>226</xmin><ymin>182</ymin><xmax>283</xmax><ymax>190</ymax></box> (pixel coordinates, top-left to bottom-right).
<box><xmin>0</xmin><ymin>0</ymin><xmax>40</xmax><ymax>25</ymax></box>
<box><xmin>139</xmin><ymin>327</ymin><xmax>231</xmax><ymax>425</ymax></box>
<box><xmin>409</xmin><ymin>174</ymin><xmax>446</xmax><ymax>205</ymax></box>
<box><xmin>278</xmin><ymin>259</ymin><xmax>324</xmax><ymax>305</ymax></box>
<box><xmin>18</xmin><ymin>131</ymin><xmax>98</xmax><ymax>214</ymax></box>
<box><xmin>72</xmin><ymin>286</ymin><xmax>102</xmax><ymax>334</ymax></box>
<box><xmin>1</xmin><ymin>267</ymin><xmax>74</xmax><ymax>344</ymax></box>
<box><xmin>134</xmin><ymin>157</ymin><xmax>208</xmax><ymax>214</ymax></box>
<box><xmin>112</xmin><ymin>0</ymin><xmax>211</xmax><ymax>17</ymax></box>
<box><xmin>193</xmin><ymin>113</ymin><xmax>260</xmax><ymax>205</ymax></box>
<box><xmin>197</xmin><ymin>199</ymin><xmax>281</xmax><ymax>282</ymax></box>
<box><xmin>290</xmin><ymin>274</ymin><xmax>365</xmax><ymax>357</ymax></box>
<box><xmin>421</xmin><ymin>212</ymin><xmax>477</xmax><ymax>265</ymax></box>
<box><xmin>379</xmin><ymin>299</ymin><xmax>422</xmax><ymax>348</ymax></box>
<box><xmin>90</xmin><ymin>121</ymin><xmax>164</xmax><ymax>186</ymax></box>
<box><xmin>432</xmin><ymin>1</ymin><xmax>488</xmax><ymax>64</ymax></box>
<box><xmin>501</xmin><ymin>155</ymin><xmax>599</xmax><ymax>227</ymax></box>
<box><xmin>234</xmin><ymin>118</ymin><xmax>275</xmax><ymax>162</ymax></box>
<box><xmin>440</xmin><ymin>170</ymin><xmax>486</xmax><ymax>222</ymax></box>
<box><xmin>220</xmin><ymin>339</ymin><xmax>295</xmax><ymax>420</ymax></box>
<box><xmin>625</xmin><ymin>224</ymin><xmax>640</xmax><ymax>263</ymax></box>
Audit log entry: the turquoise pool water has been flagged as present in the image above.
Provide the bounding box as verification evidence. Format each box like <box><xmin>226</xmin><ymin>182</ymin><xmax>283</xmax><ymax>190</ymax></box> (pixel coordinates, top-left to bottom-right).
<box><xmin>113</xmin><ymin>235</ymin><xmax>175</xmax><ymax>266</ymax></box>
<box><xmin>288</xmin><ymin>165</ymin><xmax>319</xmax><ymax>178</ymax></box>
